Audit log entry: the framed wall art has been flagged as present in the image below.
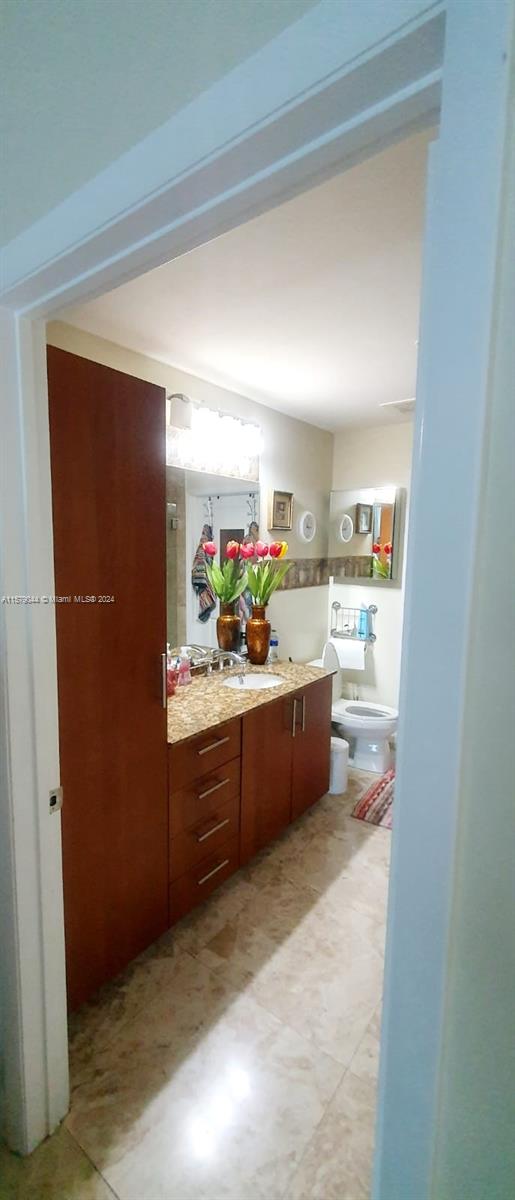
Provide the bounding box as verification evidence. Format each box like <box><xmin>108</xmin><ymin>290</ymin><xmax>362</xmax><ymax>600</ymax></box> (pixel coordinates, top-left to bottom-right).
<box><xmin>270</xmin><ymin>490</ymin><xmax>293</xmax><ymax>531</ymax></box>
<box><xmin>356</xmin><ymin>502</ymin><xmax>373</xmax><ymax>534</ymax></box>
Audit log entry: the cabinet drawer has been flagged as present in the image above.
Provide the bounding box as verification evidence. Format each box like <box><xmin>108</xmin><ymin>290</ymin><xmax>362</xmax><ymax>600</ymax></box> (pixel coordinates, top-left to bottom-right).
<box><xmin>169</xmin><ymin>835</ymin><xmax>240</xmax><ymax>921</ymax></box>
<box><xmin>170</xmin><ymin>794</ymin><xmax>240</xmax><ymax>881</ymax></box>
<box><xmin>170</xmin><ymin>755</ymin><xmax>241</xmax><ymax>838</ymax></box>
<box><xmin>169</xmin><ymin>718</ymin><xmax>241</xmax><ymax>792</ymax></box>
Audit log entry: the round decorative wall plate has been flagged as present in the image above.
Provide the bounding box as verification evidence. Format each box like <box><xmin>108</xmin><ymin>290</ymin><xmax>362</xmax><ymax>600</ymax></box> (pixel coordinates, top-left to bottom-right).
<box><xmin>298</xmin><ymin>510</ymin><xmax>317</xmax><ymax>543</ymax></box>
<box><xmin>339</xmin><ymin>513</ymin><xmax>354</xmax><ymax>543</ymax></box>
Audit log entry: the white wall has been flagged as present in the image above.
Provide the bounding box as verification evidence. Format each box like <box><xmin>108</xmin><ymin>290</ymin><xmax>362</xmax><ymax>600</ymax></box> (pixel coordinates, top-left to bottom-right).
<box><xmin>1</xmin><ymin>0</ymin><xmax>316</xmax><ymax>245</ymax></box>
<box><xmin>330</xmin><ymin>422</ymin><xmax>413</xmax><ymax>708</ymax></box>
<box><xmin>47</xmin><ymin>322</ymin><xmax>333</xmax><ymax>662</ymax></box>
<box><xmin>268</xmin><ymin>586</ymin><xmax>330</xmax><ymax>664</ymax></box>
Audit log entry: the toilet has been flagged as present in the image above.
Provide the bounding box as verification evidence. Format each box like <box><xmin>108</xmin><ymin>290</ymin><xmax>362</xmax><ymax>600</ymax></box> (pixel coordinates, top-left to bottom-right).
<box><xmin>322</xmin><ymin>641</ymin><xmax>397</xmax><ymax>774</ymax></box>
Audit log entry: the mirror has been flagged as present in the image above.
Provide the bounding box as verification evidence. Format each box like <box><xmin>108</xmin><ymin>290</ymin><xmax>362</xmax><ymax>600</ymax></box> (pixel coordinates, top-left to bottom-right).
<box><xmin>167</xmin><ymin>466</ymin><xmax>260</xmax><ymax>650</ymax></box>
<box><xmin>329</xmin><ymin>486</ymin><xmax>403</xmax><ymax>583</ymax></box>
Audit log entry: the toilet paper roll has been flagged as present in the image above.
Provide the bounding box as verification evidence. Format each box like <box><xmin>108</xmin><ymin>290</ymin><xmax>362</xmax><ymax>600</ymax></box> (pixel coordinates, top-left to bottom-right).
<box><xmin>328</xmin><ymin>637</ymin><xmax>366</xmax><ymax>671</ymax></box>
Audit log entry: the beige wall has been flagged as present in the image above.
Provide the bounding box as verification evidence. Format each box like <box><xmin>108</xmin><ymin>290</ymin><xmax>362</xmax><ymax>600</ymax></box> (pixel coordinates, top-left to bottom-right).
<box><xmin>47</xmin><ymin>321</ymin><xmax>333</xmax><ymax>662</ymax></box>
<box><xmin>1</xmin><ymin>0</ymin><xmax>317</xmax><ymax>245</ymax></box>
<box><xmin>331</xmin><ymin>422</ymin><xmax>413</xmax><ymax>708</ymax></box>
<box><xmin>268</xmin><ymin>585</ymin><xmax>330</xmax><ymax>665</ymax></box>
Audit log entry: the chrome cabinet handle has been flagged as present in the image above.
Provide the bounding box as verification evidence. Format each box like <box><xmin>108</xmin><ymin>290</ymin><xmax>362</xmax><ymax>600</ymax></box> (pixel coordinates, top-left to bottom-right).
<box><xmin>197</xmin><ymin>776</ymin><xmax>230</xmax><ymax>802</ymax></box>
<box><xmin>301</xmin><ymin>695</ymin><xmax>306</xmax><ymax>733</ymax></box>
<box><xmin>197</xmin><ymin>858</ymin><xmax>230</xmax><ymax>886</ymax></box>
<box><xmin>197</xmin><ymin>817</ymin><xmax>230</xmax><ymax>844</ymax></box>
<box><xmin>291</xmin><ymin>697</ymin><xmax>297</xmax><ymax>738</ymax></box>
<box><xmin>161</xmin><ymin>653</ymin><xmax>167</xmax><ymax>709</ymax></box>
<box><xmin>197</xmin><ymin>735</ymin><xmax>230</xmax><ymax>756</ymax></box>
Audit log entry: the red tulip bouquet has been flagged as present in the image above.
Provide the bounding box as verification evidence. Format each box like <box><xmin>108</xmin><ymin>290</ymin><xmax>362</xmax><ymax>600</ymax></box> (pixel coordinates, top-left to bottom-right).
<box><xmin>204</xmin><ymin>539</ymin><xmax>249</xmax><ymax>652</ymax></box>
<box><xmin>372</xmin><ymin>541</ymin><xmax>393</xmax><ymax>579</ymax></box>
<box><xmin>204</xmin><ymin>540</ymin><xmax>248</xmax><ymax>604</ymax></box>
<box><xmin>245</xmin><ymin>540</ymin><xmax>292</xmax><ymax>604</ymax></box>
<box><xmin>241</xmin><ymin>540</ymin><xmax>292</xmax><ymax>664</ymax></box>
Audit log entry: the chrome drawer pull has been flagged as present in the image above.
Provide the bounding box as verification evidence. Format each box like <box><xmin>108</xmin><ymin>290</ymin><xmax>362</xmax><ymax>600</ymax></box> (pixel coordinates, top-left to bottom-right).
<box><xmin>197</xmin><ymin>817</ymin><xmax>230</xmax><ymax>844</ymax></box>
<box><xmin>301</xmin><ymin>695</ymin><xmax>306</xmax><ymax>733</ymax></box>
<box><xmin>197</xmin><ymin>858</ymin><xmax>230</xmax><ymax>886</ymax></box>
<box><xmin>197</xmin><ymin>776</ymin><xmax>229</xmax><ymax>802</ymax></box>
<box><xmin>197</xmin><ymin>735</ymin><xmax>230</xmax><ymax>756</ymax></box>
<box><xmin>292</xmin><ymin>697</ymin><xmax>297</xmax><ymax>737</ymax></box>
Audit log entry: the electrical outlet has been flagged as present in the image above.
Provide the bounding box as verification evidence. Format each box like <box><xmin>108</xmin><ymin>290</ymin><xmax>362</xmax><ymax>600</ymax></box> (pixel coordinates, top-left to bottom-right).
<box><xmin>49</xmin><ymin>787</ymin><xmax>63</xmax><ymax>813</ymax></box>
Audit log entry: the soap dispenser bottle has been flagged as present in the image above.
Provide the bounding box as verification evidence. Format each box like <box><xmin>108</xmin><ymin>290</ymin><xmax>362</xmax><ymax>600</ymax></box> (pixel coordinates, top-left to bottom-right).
<box><xmin>357</xmin><ymin>605</ymin><xmax>369</xmax><ymax>640</ymax></box>
<box><xmin>177</xmin><ymin>648</ymin><xmax>192</xmax><ymax>686</ymax></box>
<box><xmin>166</xmin><ymin>643</ymin><xmax>177</xmax><ymax>697</ymax></box>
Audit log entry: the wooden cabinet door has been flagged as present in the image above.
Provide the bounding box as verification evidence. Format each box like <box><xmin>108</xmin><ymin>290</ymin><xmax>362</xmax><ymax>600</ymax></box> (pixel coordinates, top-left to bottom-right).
<box><xmin>291</xmin><ymin>676</ymin><xmax>332</xmax><ymax>821</ymax></box>
<box><xmin>240</xmin><ymin>696</ymin><xmax>295</xmax><ymax>864</ymax></box>
<box><xmin>47</xmin><ymin>347</ymin><xmax>168</xmax><ymax>1010</ymax></box>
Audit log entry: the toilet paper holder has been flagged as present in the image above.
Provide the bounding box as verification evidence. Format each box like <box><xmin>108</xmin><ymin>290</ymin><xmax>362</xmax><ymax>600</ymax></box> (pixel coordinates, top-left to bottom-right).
<box><xmin>330</xmin><ymin>602</ymin><xmax>377</xmax><ymax>642</ymax></box>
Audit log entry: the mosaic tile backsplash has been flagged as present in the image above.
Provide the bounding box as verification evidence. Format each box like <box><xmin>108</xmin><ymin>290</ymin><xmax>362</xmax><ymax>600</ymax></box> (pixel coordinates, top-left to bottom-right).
<box><xmin>277</xmin><ymin>558</ymin><xmax>330</xmax><ymax>590</ymax></box>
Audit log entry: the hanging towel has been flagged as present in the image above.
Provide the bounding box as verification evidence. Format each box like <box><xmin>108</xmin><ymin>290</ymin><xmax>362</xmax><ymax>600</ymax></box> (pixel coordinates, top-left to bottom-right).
<box><xmin>191</xmin><ymin>524</ymin><xmax>216</xmax><ymax>622</ymax></box>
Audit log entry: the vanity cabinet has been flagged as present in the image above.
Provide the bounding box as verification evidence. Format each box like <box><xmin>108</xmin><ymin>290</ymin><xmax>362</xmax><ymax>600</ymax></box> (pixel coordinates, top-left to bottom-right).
<box><xmin>168</xmin><ymin>675</ymin><xmax>332</xmax><ymax>921</ymax></box>
<box><xmin>170</xmin><ymin>718</ymin><xmax>241</xmax><ymax>790</ymax></box>
<box><xmin>168</xmin><ymin>718</ymin><xmax>242</xmax><ymax>922</ymax></box>
<box><xmin>240</xmin><ymin>674</ymin><xmax>332</xmax><ymax>864</ymax></box>
<box><xmin>171</xmin><ymin>836</ymin><xmax>241</xmax><ymax>920</ymax></box>
<box><xmin>291</xmin><ymin>676</ymin><xmax>332</xmax><ymax>820</ymax></box>
<box><xmin>240</xmin><ymin>694</ymin><xmax>296</xmax><ymax>863</ymax></box>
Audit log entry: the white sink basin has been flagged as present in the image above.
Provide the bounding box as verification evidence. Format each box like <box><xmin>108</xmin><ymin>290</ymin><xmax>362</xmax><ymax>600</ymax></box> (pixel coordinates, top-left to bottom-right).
<box><xmin>222</xmin><ymin>673</ymin><xmax>284</xmax><ymax>690</ymax></box>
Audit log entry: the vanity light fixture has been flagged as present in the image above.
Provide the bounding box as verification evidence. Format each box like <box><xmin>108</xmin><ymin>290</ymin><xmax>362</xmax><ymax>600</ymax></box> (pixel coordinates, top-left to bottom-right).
<box><xmin>166</xmin><ymin>397</ymin><xmax>263</xmax><ymax>481</ymax></box>
<box><xmin>166</xmin><ymin>393</ymin><xmax>192</xmax><ymax>429</ymax></box>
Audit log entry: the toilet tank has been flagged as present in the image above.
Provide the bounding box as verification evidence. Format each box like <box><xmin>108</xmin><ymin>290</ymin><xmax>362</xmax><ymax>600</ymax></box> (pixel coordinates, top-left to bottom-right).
<box><xmin>322</xmin><ymin>641</ymin><xmax>343</xmax><ymax>703</ymax></box>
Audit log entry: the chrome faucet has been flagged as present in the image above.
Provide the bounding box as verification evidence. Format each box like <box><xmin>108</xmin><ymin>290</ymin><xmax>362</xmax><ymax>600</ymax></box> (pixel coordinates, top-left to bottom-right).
<box><xmin>214</xmin><ymin>650</ymin><xmax>246</xmax><ymax>683</ymax></box>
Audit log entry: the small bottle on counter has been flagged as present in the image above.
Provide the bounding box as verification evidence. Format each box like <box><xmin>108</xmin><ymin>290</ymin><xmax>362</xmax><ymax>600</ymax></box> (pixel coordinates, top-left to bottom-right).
<box><xmin>268</xmin><ymin>629</ymin><xmax>279</xmax><ymax>663</ymax></box>
<box><xmin>177</xmin><ymin>648</ymin><xmax>192</xmax><ymax>686</ymax></box>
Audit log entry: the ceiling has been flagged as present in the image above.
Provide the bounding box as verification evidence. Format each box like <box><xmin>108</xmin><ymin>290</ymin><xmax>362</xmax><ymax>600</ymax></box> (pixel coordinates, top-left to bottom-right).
<box><xmin>61</xmin><ymin>127</ymin><xmax>433</xmax><ymax>432</ymax></box>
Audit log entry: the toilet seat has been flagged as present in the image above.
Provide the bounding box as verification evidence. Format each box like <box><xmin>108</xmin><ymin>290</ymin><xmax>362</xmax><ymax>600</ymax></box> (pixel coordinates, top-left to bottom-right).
<box><xmin>332</xmin><ymin>698</ymin><xmax>398</xmax><ymax>730</ymax></box>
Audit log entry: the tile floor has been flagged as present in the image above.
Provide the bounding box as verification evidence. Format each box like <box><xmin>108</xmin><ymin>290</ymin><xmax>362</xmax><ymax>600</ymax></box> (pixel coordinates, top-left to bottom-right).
<box><xmin>1</xmin><ymin>770</ymin><xmax>390</xmax><ymax>1200</ymax></box>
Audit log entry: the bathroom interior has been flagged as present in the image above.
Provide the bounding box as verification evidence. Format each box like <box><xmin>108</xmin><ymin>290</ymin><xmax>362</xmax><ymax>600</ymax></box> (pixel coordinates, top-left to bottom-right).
<box><xmin>33</xmin><ymin>127</ymin><xmax>426</xmax><ymax>1196</ymax></box>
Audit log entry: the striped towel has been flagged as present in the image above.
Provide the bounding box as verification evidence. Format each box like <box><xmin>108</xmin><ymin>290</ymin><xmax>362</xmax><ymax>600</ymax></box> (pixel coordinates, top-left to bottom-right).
<box><xmin>191</xmin><ymin>525</ymin><xmax>216</xmax><ymax>623</ymax></box>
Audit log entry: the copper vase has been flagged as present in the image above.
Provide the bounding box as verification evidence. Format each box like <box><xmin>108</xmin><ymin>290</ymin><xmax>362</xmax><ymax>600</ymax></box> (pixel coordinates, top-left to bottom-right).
<box><xmin>216</xmin><ymin>602</ymin><xmax>241</xmax><ymax>652</ymax></box>
<box><xmin>246</xmin><ymin>604</ymin><xmax>271</xmax><ymax>665</ymax></box>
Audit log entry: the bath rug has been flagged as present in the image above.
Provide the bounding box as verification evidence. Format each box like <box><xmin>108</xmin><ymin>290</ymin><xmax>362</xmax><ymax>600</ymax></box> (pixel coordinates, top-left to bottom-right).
<box><xmin>352</xmin><ymin>768</ymin><xmax>394</xmax><ymax>829</ymax></box>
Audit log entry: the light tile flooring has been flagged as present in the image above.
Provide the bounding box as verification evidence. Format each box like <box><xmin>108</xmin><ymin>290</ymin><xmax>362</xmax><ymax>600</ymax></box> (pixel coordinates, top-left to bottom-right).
<box><xmin>1</xmin><ymin>770</ymin><xmax>390</xmax><ymax>1200</ymax></box>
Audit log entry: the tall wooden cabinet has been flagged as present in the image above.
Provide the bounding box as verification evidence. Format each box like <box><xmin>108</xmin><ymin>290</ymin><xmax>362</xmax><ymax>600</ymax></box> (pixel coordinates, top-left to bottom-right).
<box><xmin>47</xmin><ymin>347</ymin><xmax>169</xmax><ymax>1011</ymax></box>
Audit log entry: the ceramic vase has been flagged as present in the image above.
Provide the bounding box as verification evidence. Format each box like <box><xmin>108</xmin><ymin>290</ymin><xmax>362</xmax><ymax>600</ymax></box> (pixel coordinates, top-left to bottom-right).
<box><xmin>216</xmin><ymin>602</ymin><xmax>241</xmax><ymax>652</ymax></box>
<box><xmin>246</xmin><ymin>604</ymin><xmax>271</xmax><ymax>665</ymax></box>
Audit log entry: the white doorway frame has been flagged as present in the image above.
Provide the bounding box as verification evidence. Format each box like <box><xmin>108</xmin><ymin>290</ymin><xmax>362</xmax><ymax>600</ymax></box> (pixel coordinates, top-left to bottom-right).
<box><xmin>1</xmin><ymin>2</ymin><xmax>513</xmax><ymax>1195</ymax></box>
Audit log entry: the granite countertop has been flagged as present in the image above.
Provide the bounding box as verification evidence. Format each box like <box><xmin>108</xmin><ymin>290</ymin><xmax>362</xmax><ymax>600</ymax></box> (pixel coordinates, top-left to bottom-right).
<box><xmin>167</xmin><ymin>661</ymin><xmax>332</xmax><ymax>746</ymax></box>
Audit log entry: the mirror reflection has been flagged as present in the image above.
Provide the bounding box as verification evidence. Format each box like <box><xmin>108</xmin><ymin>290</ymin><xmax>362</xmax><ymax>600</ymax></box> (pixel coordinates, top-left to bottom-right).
<box><xmin>329</xmin><ymin>487</ymin><xmax>401</xmax><ymax>582</ymax></box>
<box><xmin>167</xmin><ymin>466</ymin><xmax>260</xmax><ymax>649</ymax></box>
